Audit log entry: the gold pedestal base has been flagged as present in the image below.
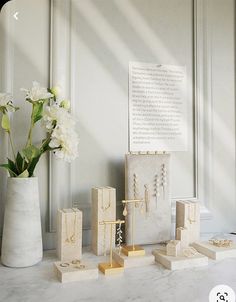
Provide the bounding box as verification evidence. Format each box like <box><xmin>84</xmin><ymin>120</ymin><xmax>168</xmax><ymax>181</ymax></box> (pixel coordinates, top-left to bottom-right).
<box><xmin>122</xmin><ymin>245</ymin><xmax>145</xmax><ymax>257</ymax></box>
<box><xmin>98</xmin><ymin>261</ymin><xmax>124</xmax><ymax>275</ymax></box>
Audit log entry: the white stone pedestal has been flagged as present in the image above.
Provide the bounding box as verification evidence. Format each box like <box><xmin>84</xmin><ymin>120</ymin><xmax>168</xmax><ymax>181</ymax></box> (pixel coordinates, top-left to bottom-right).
<box><xmin>153</xmin><ymin>249</ymin><xmax>208</xmax><ymax>270</ymax></box>
<box><xmin>192</xmin><ymin>241</ymin><xmax>236</xmax><ymax>260</ymax></box>
<box><xmin>54</xmin><ymin>261</ymin><xmax>98</xmax><ymax>283</ymax></box>
<box><xmin>113</xmin><ymin>248</ymin><xmax>155</xmax><ymax>268</ymax></box>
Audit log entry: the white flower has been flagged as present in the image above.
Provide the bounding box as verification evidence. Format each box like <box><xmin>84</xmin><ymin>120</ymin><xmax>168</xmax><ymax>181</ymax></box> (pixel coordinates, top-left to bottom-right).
<box><xmin>42</xmin><ymin>104</ymin><xmax>79</xmax><ymax>162</ymax></box>
<box><xmin>50</xmin><ymin>85</ymin><xmax>62</xmax><ymax>98</ymax></box>
<box><xmin>42</xmin><ymin>105</ymin><xmax>75</xmax><ymax>131</ymax></box>
<box><xmin>0</xmin><ymin>93</ymin><xmax>18</xmax><ymax>112</ymax></box>
<box><xmin>49</xmin><ymin>126</ymin><xmax>79</xmax><ymax>162</ymax></box>
<box><xmin>21</xmin><ymin>81</ymin><xmax>53</xmax><ymax>102</ymax></box>
<box><xmin>0</xmin><ymin>93</ymin><xmax>12</xmax><ymax>106</ymax></box>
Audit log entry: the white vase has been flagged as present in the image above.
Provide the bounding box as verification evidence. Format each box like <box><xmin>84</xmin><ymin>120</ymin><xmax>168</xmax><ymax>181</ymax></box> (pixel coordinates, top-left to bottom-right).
<box><xmin>1</xmin><ymin>177</ymin><xmax>43</xmax><ymax>267</ymax></box>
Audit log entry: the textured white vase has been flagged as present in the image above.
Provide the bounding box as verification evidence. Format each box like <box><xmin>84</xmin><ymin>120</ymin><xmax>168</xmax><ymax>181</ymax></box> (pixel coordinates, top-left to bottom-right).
<box><xmin>1</xmin><ymin>177</ymin><xmax>43</xmax><ymax>267</ymax></box>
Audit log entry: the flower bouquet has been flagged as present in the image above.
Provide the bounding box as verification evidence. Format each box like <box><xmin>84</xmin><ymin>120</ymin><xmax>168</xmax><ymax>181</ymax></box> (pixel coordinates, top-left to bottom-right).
<box><xmin>0</xmin><ymin>81</ymin><xmax>79</xmax><ymax>268</ymax></box>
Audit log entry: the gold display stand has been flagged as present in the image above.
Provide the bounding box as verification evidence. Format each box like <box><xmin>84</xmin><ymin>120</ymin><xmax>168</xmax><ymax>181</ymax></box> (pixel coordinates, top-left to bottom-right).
<box><xmin>98</xmin><ymin>220</ymin><xmax>125</xmax><ymax>275</ymax></box>
<box><xmin>122</xmin><ymin>199</ymin><xmax>145</xmax><ymax>257</ymax></box>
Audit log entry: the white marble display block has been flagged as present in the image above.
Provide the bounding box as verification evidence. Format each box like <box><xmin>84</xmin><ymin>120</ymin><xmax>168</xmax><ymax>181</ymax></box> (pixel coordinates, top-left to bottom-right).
<box><xmin>176</xmin><ymin>200</ymin><xmax>200</xmax><ymax>244</ymax></box>
<box><xmin>125</xmin><ymin>153</ymin><xmax>171</xmax><ymax>245</ymax></box>
<box><xmin>192</xmin><ymin>241</ymin><xmax>236</xmax><ymax>260</ymax></box>
<box><xmin>57</xmin><ymin>208</ymin><xmax>82</xmax><ymax>261</ymax></box>
<box><xmin>54</xmin><ymin>261</ymin><xmax>98</xmax><ymax>283</ymax></box>
<box><xmin>112</xmin><ymin>248</ymin><xmax>155</xmax><ymax>268</ymax></box>
<box><xmin>176</xmin><ymin>227</ymin><xmax>189</xmax><ymax>248</ymax></box>
<box><xmin>153</xmin><ymin>249</ymin><xmax>208</xmax><ymax>270</ymax></box>
<box><xmin>91</xmin><ymin>187</ymin><xmax>116</xmax><ymax>256</ymax></box>
<box><xmin>166</xmin><ymin>240</ymin><xmax>181</xmax><ymax>257</ymax></box>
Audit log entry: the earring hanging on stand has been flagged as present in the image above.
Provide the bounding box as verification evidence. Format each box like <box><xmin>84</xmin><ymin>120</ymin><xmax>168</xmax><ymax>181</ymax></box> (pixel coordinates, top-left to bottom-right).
<box><xmin>144</xmin><ymin>184</ymin><xmax>150</xmax><ymax>216</ymax></box>
<box><xmin>116</xmin><ymin>221</ymin><xmax>123</xmax><ymax>255</ymax></box>
<box><xmin>154</xmin><ymin>174</ymin><xmax>160</xmax><ymax>208</ymax></box>
<box><xmin>161</xmin><ymin>164</ymin><xmax>167</xmax><ymax>199</ymax></box>
<box><xmin>123</xmin><ymin>203</ymin><xmax>128</xmax><ymax>217</ymax></box>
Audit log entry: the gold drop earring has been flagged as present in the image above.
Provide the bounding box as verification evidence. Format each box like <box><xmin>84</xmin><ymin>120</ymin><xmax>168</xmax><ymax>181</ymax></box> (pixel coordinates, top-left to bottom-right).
<box><xmin>116</xmin><ymin>221</ymin><xmax>123</xmax><ymax>255</ymax></box>
<box><xmin>161</xmin><ymin>164</ymin><xmax>167</xmax><ymax>199</ymax></box>
<box><xmin>123</xmin><ymin>203</ymin><xmax>128</xmax><ymax>216</ymax></box>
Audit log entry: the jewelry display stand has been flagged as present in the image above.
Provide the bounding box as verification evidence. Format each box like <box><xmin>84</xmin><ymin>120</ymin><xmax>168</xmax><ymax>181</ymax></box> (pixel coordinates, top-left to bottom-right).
<box><xmin>113</xmin><ymin>199</ymin><xmax>155</xmax><ymax>268</ymax></box>
<box><xmin>91</xmin><ymin>187</ymin><xmax>116</xmax><ymax>256</ymax></box>
<box><xmin>153</xmin><ymin>248</ymin><xmax>208</xmax><ymax>270</ymax></box>
<box><xmin>98</xmin><ymin>220</ymin><xmax>125</xmax><ymax>275</ymax></box>
<box><xmin>55</xmin><ymin>208</ymin><xmax>98</xmax><ymax>283</ymax></box>
<box><xmin>57</xmin><ymin>208</ymin><xmax>82</xmax><ymax>261</ymax></box>
<box><xmin>125</xmin><ymin>153</ymin><xmax>171</xmax><ymax>245</ymax></box>
<box><xmin>153</xmin><ymin>199</ymin><xmax>208</xmax><ymax>270</ymax></box>
<box><xmin>176</xmin><ymin>200</ymin><xmax>200</xmax><ymax>244</ymax></box>
<box><xmin>54</xmin><ymin>260</ymin><xmax>98</xmax><ymax>283</ymax></box>
<box><xmin>192</xmin><ymin>241</ymin><xmax>236</xmax><ymax>260</ymax></box>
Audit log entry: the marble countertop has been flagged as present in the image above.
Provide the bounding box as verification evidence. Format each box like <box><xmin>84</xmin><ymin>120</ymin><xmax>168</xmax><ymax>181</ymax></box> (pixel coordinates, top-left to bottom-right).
<box><xmin>1</xmin><ymin>242</ymin><xmax>236</xmax><ymax>302</ymax></box>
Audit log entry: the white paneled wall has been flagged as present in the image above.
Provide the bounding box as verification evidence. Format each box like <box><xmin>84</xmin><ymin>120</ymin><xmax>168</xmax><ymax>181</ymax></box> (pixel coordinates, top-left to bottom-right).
<box><xmin>0</xmin><ymin>0</ymin><xmax>235</xmax><ymax>250</ymax></box>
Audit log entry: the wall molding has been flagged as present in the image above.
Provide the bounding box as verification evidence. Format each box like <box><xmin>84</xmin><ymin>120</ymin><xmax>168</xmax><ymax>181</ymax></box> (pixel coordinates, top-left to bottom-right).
<box><xmin>48</xmin><ymin>0</ymin><xmax>213</xmax><ymax>233</ymax></box>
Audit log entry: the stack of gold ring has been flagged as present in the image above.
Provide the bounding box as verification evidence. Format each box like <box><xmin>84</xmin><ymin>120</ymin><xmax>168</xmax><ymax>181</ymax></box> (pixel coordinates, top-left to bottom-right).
<box><xmin>209</xmin><ymin>239</ymin><xmax>233</xmax><ymax>248</ymax></box>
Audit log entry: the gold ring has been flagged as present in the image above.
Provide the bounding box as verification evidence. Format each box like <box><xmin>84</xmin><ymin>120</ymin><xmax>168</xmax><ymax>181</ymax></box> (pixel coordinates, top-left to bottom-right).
<box><xmin>60</xmin><ymin>262</ymin><xmax>70</xmax><ymax>267</ymax></box>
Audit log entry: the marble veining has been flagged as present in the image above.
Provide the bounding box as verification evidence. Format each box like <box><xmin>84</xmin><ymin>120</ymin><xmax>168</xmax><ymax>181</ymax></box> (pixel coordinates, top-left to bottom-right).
<box><xmin>0</xmin><ymin>241</ymin><xmax>236</xmax><ymax>302</ymax></box>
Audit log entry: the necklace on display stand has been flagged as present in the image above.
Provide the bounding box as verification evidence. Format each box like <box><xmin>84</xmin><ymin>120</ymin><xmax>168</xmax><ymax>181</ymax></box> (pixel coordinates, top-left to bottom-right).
<box><xmin>64</xmin><ymin>210</ymin><xmax>77</xmax><ymax>244</ymax></box>
<box><xmin>188</xmin><ymin>203</ymin><xmax>196</xmax><ymax>224</ymax></box>
<box><xmin>101</xmin><ymin>187</ymin><xmax>111</xmax><ymax>212</ymax></box>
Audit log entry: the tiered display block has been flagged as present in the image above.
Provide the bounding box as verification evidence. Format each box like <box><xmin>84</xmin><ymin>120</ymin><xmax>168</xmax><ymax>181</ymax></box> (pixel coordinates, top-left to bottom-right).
<box><xmin>153</xmin><ymin>249</ymin><xmax>208</xmax><ymax>270</ymax></box>
<box><xmin>91</xmin><ymin>187</ymin><xmax>116</xmax><ymax>256</ymax></box>
<box><xmin>113</xmin><ymin>247</ymin><xmax>155</xmax><ymax>268</ymax></box>
<box><xmin>57</xmin><ymin>208</ymin><xmax>82</xmax><ymax>261</ymax></box>
<box><xmin>125</xmin><ymin>153</ymin><xmax>171</xmax><ymax>245</ymax></box>
<box><xmin>54</xmin><ymin>261</ymin><xmax>98</xmax><ymax>283</ymax></box>
<box><xmin>176</xmin><ymin>201</ymin><xmax>200</xmax><ymax>244</ymax></box>
<box><xmin>192</xmin><ymin>241</ymin><xmax>236</xmax><ymax>260</ymax></box>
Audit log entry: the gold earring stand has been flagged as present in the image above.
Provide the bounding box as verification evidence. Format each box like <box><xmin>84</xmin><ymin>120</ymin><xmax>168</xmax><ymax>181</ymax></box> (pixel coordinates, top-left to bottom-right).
<box><xmin>98</xmin><ymin>220</ymin><xmax>125</xmax><ymax>275</ymax></box>
<box><xmin>122</xmin><ymin>199</ymin><xmax>146</xmax><ymax>257</ymax></box>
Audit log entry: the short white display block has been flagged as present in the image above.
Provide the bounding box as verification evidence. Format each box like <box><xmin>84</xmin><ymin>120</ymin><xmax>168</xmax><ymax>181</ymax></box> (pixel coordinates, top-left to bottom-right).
<box><xmin>153</xmin><ymin>249</ymin><xmax>208</xmax><ymax>270</ymax></box>
<box><xmin>54</xmin><ymin>261</ymin><xmax>98</xmax><ymax>283</ymax></box>
<box><xmin>112</xmin><ymin>248</ymin><xmax>155</xmax><ymax>268</ymax></box>
<box><xmin>125</xmin><ymin>153</ymin><xmax>171</xmax><ymax>245</ymax></box>
<box><xmin>176</xmin><ymin>200</ymin><xmax>200</xmax><ymax>244</ymax></box>
<box><xmin>91</xmin><ymin>187</ymin><xmax>116</xmax><ymax>256</ymax></box>
<box><xmin>192</xmin><ymin>241</ymin><xmax>236</xmax><ymax>260</ymax></box>
<box><xmin>57</xmin><ymin>208</ymin><xmax>82</xmax><ymax>261</ymax></box>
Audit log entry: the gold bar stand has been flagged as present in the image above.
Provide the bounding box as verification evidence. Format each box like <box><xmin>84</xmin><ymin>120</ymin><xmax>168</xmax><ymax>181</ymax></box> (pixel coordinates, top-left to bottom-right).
<box><xmin>98</xmin><ymin>220</ymin><xmax>125</xmax><ymax>275</ymax></box>
<box><xmin>122</xmin><ymin>199</ymin><xmax>146</xmax><ymax>257</ymax></box>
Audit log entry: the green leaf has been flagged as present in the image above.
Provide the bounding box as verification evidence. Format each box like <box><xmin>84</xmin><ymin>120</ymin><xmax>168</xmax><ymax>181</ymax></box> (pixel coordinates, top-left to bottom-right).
<box><xmin>7</xmin><ymin>158</ymin><xmax>18</xmax><ymax>175</ymax></box>
<box><xmin>27</xmin><ymin>155</ymin><xmax>41</xmax><ymax>177</ymax></box>
<box><xmin>17</xmin><ymin>169</ymin><xmax>29</xmax><ymax>178</ymax></box>
<box><xmin>32</xmin><ymin>102</ymin><xmax>44</xmax><ymax>124</ymax></box>
<box><xmin>22</xmin><ymin>145</ymin><xmax>41</xmax><ymax>162</ymax></box>
<box><xmin>1</xmin><ymin>114</ymin><xmax>10</xmax><ymax>131</ymax></box>
<box><xmin>0</xmin><ymin>164</ymin><xmax>17</xmax><ymax>177</ymax></box>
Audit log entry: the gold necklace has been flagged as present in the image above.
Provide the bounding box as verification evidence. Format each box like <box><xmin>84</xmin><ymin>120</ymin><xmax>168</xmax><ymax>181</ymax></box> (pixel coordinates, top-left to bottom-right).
<box><xmin>101</xmin><ymin>188</ymin><xmax>111</xmax><ymax>211</ymax></box>
<box><xmin>64</xmin><ymin>210</ymin><xmax>77</xmax><ymax>244</ymax></box>
<box><xmin>188</xmin><ymin>203</ymin><xmax>196</xmax><ymax>224</ymax></box>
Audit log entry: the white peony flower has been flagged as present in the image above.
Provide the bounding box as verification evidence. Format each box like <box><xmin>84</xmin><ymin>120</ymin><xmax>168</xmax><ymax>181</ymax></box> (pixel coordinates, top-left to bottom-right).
<box><xmin>42</xmin><ymin>105</ymin><xmax>75</xmax><ymax>131</ymax></box>
<box><xmin>49</xmin><ymin>126</ymin><xmax>79</xmax><ymax>162</ymax></box>
<box><xmin>42</xmin><ymin>103</ymin><xmax>79</xmax><ymax>162</ymax></box>
<box><xmin>21</xmin><ymin>81</ymin><xmax>53</xmax><ymax>102</ymax></box>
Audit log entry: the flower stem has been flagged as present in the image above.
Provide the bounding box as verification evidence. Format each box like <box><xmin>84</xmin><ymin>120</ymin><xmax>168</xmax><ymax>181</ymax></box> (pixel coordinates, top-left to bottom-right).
<box><xmin>8</xmin><ymin>130</ymin><xmax>16</xmax><ymax>161</ymax></box>
<box><xmin>26</xmin><ymin>104</ymin><xmax>34</xmax><ymax>147</ymax></box>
